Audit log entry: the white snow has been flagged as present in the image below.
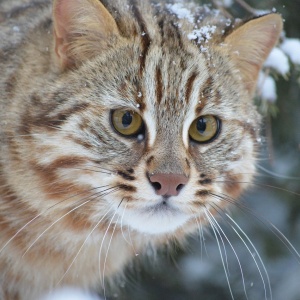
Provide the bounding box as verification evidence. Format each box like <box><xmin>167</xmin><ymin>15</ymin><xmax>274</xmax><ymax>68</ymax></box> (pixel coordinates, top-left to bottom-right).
<box><xmin>166</xmin><ymin>3</ymin><xmax>194</xmax><ymax>23</ymax></box>
<box><xmin>280</xmin><ymin>38</ymin><xmax>300</xmax><ymax>65</ymax></box>
<box><xmin>264</xmin><ymin>47</ymin><xmax>290</xmax><ymax>75</ymax></box>
<box><xmin>40</xmin><ymin>287</ymin><xmax>102</xmax><ymax>300</ymax></box>
<box><xmin>257</xmin><ymin>72</ymin><xmax>277</xmax><ymax>102</ymax></box>
<box><xmin>254</xmin><ymin>9</ymin><xmax>271</xmax><ymax>16</ymax></box>
<box><xmin>220</xmin><ymin>0</ymin><xmax>233</xmax><ymax>7</ymax></box>
<box><xmin>12</xmin><ymin>26</ymin><xmax>20</xmax><ymax>32</ymax></box>
<box><xmin>187</xmin><ymin>25</ymin><xmax>217</xmax><ymax>41</ymax></box>
<box><xmin>212</xmin><ymin>0</ymin><xmax>233</xmax><ymax>7</ymax></box>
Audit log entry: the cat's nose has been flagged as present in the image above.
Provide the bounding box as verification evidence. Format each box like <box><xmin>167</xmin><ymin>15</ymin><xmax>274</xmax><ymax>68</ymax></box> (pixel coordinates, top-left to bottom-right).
<box><xmin>149</xmin><ymin>173</ymin><xmax>188</xmax><ymax>197</ymax></box>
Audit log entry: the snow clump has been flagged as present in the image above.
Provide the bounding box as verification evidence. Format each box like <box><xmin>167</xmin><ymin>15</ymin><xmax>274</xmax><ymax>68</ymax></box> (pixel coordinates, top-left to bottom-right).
<box><xmin>166</xmin><ymin>3</ymin><xmax>194</xmax><ymax>23</ymax></box>
<box><xmin>187</xmin><ymin>25</ymin><xmax>217</xmax><ymax>41</ymax></box>
<box><xmin>281</xmin><ymin>38</ymin><xmax>300</xmax><ymax>65</ymax></box>
<box><xmin>264</xmin><ymin>47</ymin><xmax>290</xmax><ymax>75</ymax></box>
<box><xmin>257</xmin><ymin>72</ymin><xmax>277</xmax><ymax>103</ymax></box>
<box><xmin>40</xmin><ymin>287</ymin><xmax>103</xmax><ymax>300</ymax></box>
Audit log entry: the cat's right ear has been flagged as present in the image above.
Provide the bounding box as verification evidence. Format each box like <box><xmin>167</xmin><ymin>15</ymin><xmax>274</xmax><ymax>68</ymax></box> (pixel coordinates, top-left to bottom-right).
<box><xmin>52</xmin><ymin>0</ymin><xmax>119</xmax><ymax>71</ymax></box>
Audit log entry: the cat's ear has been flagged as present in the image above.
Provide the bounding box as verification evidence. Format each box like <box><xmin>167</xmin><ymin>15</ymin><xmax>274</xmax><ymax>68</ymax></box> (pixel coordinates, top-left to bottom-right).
<box><xmin>224</xmin><ymin>14</ymin><xmax>282</xmax><ymax>93</ymax></box>
<box><xmin>53</xmin><ymin>0</ymin><xmax>119</xmax><ymax>70</ymax></box>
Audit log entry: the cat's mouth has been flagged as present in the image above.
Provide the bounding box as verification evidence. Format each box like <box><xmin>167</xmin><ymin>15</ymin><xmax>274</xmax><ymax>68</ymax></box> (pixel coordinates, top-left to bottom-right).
<box><xmin>118</xmin><ymin>198</ymin><xmax>191</xmax><ymax>235</ymax></box>
<box><xmin>144</xmin><ymin>197</ymin><xmax>178</xmax><ymax>213</ymax></box>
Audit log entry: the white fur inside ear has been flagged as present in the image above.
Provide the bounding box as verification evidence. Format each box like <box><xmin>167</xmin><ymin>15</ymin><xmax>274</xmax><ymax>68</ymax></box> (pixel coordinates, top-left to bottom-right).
<box><xmin>40</xmin><ymin>287</ymin><xmax>102</xmax><ymax>300</ymax></box>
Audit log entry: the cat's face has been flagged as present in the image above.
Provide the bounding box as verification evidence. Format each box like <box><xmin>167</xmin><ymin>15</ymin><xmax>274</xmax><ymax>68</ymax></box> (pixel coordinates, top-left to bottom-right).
<box><xmin>6</xmin><ymin>1</ymin><xmax>281</xmax><ymax>242</ymax></box>
<box><xmin>21</xmin><ymin>38</ymin><xmax>260</xmax><ymax>237</ymax></box>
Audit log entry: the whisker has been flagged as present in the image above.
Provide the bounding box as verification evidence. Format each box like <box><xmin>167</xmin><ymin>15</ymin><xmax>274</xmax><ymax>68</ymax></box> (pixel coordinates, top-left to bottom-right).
<box><xmin>76</xmin><ymin>163</ymin><xmax>116</xmax><ymax>174</ymax></box>
<box><xmin>226</xmin><ymin>213</ymin><xmax>271</xmax><ymax>300</ymax></box>
<box><xmin>257</xmin><ymin>164</ymin><xmax>300</xmax><ymax>180</ymax></box>
<box><xmin>71</xmin><ymin>167</ymin><xmax>113</xmax><ymax>175</ymax></box>
<box><xmin>120</xmin><ymin>202</ymin><xmax>134</xmax><ymax>248</ymax></box>
<box><xmin>103</xmin><ymin>213</ymin><xmax>121</xmax><ymax>300</ymax></box>
<box><xmin>204</xmin><ymin>209</ymin><xmax>235</xmax><ymax>300</ymax></box>
<box><xmin>0</xmin><ymin>185</ymin><xmax>111</xmax><ymax>255</ymax></box>
<box><xmin>214</xmin><ymin>180</ymin><xmax>300</xmax><ymax>197</ymax></box>
<box><xmin>55</xmin><ymin>205</ymin><xmax>115</xmax><ymax>286</ymax></box>
<box><xmin>209</xmin><ymin>191</ymin><xmax>300</xmax><ymax>263</ymax></box>
<box><xmin>22</xmin><ymin>187</ymin><xmax>120</xmax><ymax>257</ymax></box>
<box><xmin>98</xmin><ymin>209</ymin><xmax>119</xmax><ymax>287</ymax></box>
<box><xmin>206</xmin><ymin>207</ymin><xmax>249</xmax><ymax>300</ymax></box>
<box><xmin>194</xmin><ymin>215</ymin><xmax>208</xmax><ymax>260</ymax></box>
<box><xmin>268</xmin><ymin>223</ymin><xmax>300</xmax><ymax>263</ymax></box>
<box><xmin>128</xmin><ymin>222</ymin><xmax>139</xmax><ymax>257</ymax></box>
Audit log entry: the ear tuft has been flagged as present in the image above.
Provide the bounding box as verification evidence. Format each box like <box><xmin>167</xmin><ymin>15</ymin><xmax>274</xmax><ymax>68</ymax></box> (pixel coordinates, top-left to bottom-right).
<box><xmin>224</xmin><ymin>14</ymin><xmax>283</xmax><ymax>93</ymax></box>
<box><xmin>53</xmin><ymin>0</ymin><xmax>119</xmax><ymax>70</ymax></box>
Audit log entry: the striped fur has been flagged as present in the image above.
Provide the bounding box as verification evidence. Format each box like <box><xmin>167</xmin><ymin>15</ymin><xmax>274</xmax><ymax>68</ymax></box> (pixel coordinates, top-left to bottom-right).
<box><xmin>0</xmin><ymin>0</ymin><xmax>282</xmax><ymax>299</ymax></box>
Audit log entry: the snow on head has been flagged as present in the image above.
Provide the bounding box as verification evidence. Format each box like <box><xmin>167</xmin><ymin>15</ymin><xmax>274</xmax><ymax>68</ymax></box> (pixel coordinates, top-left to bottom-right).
<box><xmin>187</xmin><ymin>25</ymin><xmax>217</xmax><ymax>41</ymax></box>
<box><xmin>281</xmin><ymin>38</ymin><xmax>300</xmax><ymax>65</ymax></box>
<box><xmin>166</xmin><ymin>3</ymin><xmax>194</xmax><ymax>23</ymax></box>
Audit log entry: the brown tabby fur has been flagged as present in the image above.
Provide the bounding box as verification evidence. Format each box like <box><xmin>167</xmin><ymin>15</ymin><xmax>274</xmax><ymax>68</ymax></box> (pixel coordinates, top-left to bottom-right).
<box><xmin>0</xmin><ymin>0</ymin><xmax>282</xmax><ymax>299</ymax></box>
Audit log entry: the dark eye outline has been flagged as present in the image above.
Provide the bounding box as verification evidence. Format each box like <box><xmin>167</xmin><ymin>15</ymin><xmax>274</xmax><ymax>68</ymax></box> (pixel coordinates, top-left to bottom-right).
<box><xmin>110</xmin><ymin>109</ymin><xmax>145</xmax><ymax>138</ymax></box>
<box><xmin>189</xmin><ymin>115</ymin><xmax>222</xmax><ymax>144</ymax></box>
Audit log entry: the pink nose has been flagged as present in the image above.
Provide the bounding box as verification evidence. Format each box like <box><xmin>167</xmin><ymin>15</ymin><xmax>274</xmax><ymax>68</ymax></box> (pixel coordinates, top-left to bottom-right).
<box><xmin>149</xmin><ymin>173</ymin><xmax>188</xmax><ymax>196</ymax></box>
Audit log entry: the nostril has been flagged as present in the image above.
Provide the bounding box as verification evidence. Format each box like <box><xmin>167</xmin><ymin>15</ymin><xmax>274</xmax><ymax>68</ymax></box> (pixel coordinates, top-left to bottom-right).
<box><xmin>176</xmin><ymin>184</ymin><xmax>184</xmax><ymax>192</ymax></box>
<box><xmin>151</xmin><ymin>181</ymin><xmax>161</xmax><ymax>191</ymax></box>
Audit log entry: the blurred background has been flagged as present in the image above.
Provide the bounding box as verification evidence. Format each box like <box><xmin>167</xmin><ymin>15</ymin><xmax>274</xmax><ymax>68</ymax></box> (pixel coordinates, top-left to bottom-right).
<box><xmin>107</xmin><ymin>1</ymin><xmax>300</xmax><ymax>299</ymax></box>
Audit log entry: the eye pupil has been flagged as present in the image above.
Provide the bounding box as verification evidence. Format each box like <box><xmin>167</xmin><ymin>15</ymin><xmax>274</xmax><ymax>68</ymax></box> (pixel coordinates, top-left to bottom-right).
<box><xmin>197</xmin><ymin>117</ymin><xmax>206</xmax><ymax>134</ymax></box>
<box><xmin>122</xmin><ymin>112</ymin><xmax>133</xmax><ymax>128</ymax></box>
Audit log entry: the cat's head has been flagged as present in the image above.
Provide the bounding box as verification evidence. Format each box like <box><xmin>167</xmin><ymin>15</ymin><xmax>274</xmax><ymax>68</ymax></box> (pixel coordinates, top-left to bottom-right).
<box><xmin>16</xmin><ymin>0</ymin><xmax>282</xmax><ymax>237</ymax></box>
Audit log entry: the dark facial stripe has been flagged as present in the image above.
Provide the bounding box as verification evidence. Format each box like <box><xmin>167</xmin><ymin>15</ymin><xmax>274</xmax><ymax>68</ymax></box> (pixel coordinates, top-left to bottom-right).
<box><xmin>169</xmin><ymin>21</ymin><xmax>184</xmax><ymax>49</ymax></box>
<box><xmin>45</xmin><ymin>156</ymin><xmax>87</xmax><ymax>171</ymax></box>
<box><xmin>158</xmin><ymin>18</ymin><xmax>165</xmax><ymax>40</ymax></box>
<box><xmin>215</xmin><ymin>89</ymin><xmax>222</xmax><ymax>105</ymax></box>
<box><xmin>130</xmin><ymin>0</ymin><xmax>151</xmax><ymax>73</ymax></box>
<box><xmin>156</xmin><ymin>67</ymin><xmax>163</xmax><ymax>105</ymax></box>
<box><xmin>5</xmin><ymin>74</ymin><xmax>17</xmax><ymax>97</ymax></box>
<box><xmin>225</xmin><ymin>119</ymin><xmax>257</xmax><ymax>142</ymax></box>
<box><xmin>201</xmin><ymin>76</ymin><xmax>213</xmax><ymax>98</ymax></box>
<box><xmin>71</xmin><ymin>136</ymin><xmax>93</xmax><ymax>150</ymax></box>
<box><xmin>38</xmin><ymin>103</ymin><xmax>90</xmax><ymax>129</ymax></box>
<box><xmin>126</xmin><ymin>168</ymin><xmax>134</xmax><ymax>174</ymax></box>
<box><xmin>185</xmin><ymin>72</ymin><xmax>198</xmax><ymax>104</ymax></box>
<box><xmin>196</xmin><ymin>76</ymin><xmax>213</xmax><ymax>114</ymax></box>
<box><xmin>199</xmin><ymin>178</ymin><xmax>212</xmax><ymax>185</ymax></box>
<box><xmin>118</xmin><ymin>184</ymin><xmax>136</xmax><ymax>192</ymax></box>
<box><xmin>146</xmin><ymin>155</ymin><xmax>154</xmax><ymax>166</ymax></box>
<box><xmin>196</xmin><ymin>190</ymin><xmax>209</xmax><ymax>197</ymax></box>
<box><xmin>117</xmin><ymin>170</ymin><xmax>135</xmax><ymax>181</ymax></box>
<box><xmin>20</xmin><ymin>102</ymin><xmax>90</xmax><ymax>135</ymax></box>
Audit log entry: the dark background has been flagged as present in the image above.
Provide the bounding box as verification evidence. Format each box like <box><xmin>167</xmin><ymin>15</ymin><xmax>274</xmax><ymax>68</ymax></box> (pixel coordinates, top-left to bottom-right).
<box><xmin>109</xmin><ymin>1</ymin><xmax>300</xmax><ymax>299</ymax></box>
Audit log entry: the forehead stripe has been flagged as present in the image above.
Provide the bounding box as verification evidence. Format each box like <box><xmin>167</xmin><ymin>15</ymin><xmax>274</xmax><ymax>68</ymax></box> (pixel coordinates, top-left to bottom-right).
<box><xmin>185</xmin><ymin>72</ymin><xmax>198</xmax><ymax>105</ymax></box>
<box><xmin>156</xmin><ymin>66</ymin><xmax>163</xmax><ymax>105</ymax></box>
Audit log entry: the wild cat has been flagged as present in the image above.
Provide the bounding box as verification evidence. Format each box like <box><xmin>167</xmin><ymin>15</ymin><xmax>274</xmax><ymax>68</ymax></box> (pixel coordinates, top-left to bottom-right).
<box><xmin>0</xmin><ymin>0</ymin><xmax>285</xmax><ymax>299</ymax></box>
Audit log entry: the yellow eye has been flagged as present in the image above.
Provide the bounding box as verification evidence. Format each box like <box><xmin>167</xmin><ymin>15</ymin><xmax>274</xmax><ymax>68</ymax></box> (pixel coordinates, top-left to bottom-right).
<box><xmin>189</xmin><ymin>115</ymin><xmax>221</xmax><ymax>143</ymax></box>
<box><xmin>111</xmin><ymin>110</ymin><xmax>143</xmax><ymax>136</ymax></box>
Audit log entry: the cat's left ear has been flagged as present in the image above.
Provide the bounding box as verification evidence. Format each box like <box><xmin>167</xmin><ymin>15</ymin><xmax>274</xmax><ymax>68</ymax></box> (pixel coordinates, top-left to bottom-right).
<box><xmin>224</xmin><ymin>14</ymin><xmax>282</xmax><ymax>93</ymax></box>
<box><xmin>53</xmin><ymin>0</ymin><xmax>119</xmax><ymax>70</ymax></box>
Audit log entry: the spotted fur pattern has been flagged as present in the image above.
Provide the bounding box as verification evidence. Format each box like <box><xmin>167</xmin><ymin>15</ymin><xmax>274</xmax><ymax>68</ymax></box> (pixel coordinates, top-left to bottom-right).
<box><xmin>0</xmin><ymin>0</ymin><xmax>282</xmax><ymax>299</ymax></box>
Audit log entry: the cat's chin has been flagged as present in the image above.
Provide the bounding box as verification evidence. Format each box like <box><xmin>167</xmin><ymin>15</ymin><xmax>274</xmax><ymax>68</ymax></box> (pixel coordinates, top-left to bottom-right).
<box><xmin>118</xmin><ymin>202</ymin><xmax>190</xmax><ymax>235</ymax></box>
